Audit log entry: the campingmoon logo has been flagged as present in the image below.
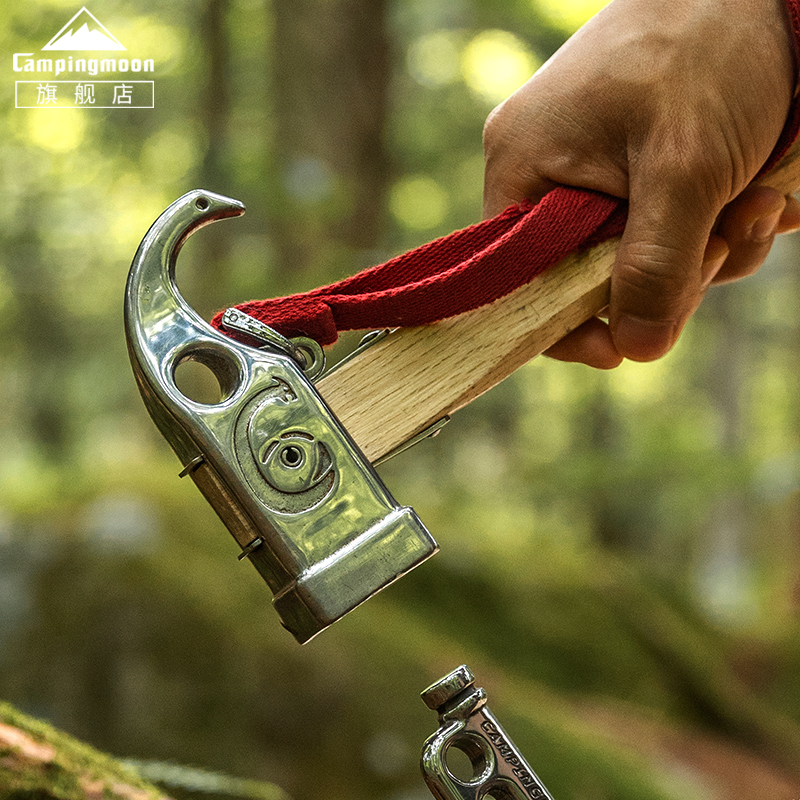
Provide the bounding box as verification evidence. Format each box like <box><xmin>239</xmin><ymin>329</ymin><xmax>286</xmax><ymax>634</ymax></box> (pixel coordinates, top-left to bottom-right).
<box><xmin>13</xmin><ymin>7</ymin><xmax>155</xmax><ymax>109</ymax></box>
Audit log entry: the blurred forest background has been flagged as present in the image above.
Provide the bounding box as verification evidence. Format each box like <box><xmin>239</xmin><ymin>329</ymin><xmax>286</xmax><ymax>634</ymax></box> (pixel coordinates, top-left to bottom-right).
<box><xmin>2</xmin><ymin>0</ymin><xmax>800</xmax><ymax>798</ymax></box>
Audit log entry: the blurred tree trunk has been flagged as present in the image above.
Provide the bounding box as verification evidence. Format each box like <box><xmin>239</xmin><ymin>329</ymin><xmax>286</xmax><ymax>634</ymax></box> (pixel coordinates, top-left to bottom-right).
<box><xmin>783</xmin><ymin>235</ymin><xmax>800</xmax><ymax>612</ymax></box>
<box><xmin>190</xmin><ymin>0</ymin><xmax>235</xmax><ymax>319</ymax></box>
<box><xmin>585</xmin><ymin>385</ymin><xmax>640</xmax><ymax>551</ymax></box>
<box><xmin>5</xmin><ymin>196</ymin><xmax>71</xmax><ymax>460</ymax></box>
<box><xmin>697</xmin><ymin>285</ymin><xmax>751</xmax><ymax>620</ymax></box>
<box><xmin>587</xmin><ymin>386</ymin><xmax>623</xmax><ymax>549</ymax></box>
<box><xmin>200</xmin><ymin>0</ymin><xmax>232</xmax><ymax>194</ymax></box>
<box><xmin>269</xmin><ymin>0</ymin><xmax>392</xmax><ymax>281</ymax></box>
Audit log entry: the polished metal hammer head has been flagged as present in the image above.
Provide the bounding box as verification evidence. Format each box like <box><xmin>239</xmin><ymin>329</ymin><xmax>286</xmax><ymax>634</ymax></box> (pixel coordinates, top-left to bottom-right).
<box><xmin>124</xmin><ymin>190</ymin><xmax>437</xmax><ymax>643</ymax></box>
<box><xmin>420</xmin><ymin>666</ymin><xmax>555</xmax><ymax>800</ymax></box>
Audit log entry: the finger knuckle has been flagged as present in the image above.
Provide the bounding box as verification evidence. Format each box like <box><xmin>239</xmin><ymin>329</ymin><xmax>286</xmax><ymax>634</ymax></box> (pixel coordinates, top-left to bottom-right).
<box><xmin>482</xmin><ymin>98</ymin><xmax>516</xmax><ymax>158</ymax></box>
<box><xmin>482</xmin><ymin>106</ymin><xmax>502</xmax><ymax>154</ymax></box>
<box><xmin>643</xmin><ymin>120</ymin><xmax>740</xmax><ymax>208</ymax></box>
<box><xmin>617</xmin><ymin>244</ymin><xmax>698</xmax><ymax>308</ymax></box>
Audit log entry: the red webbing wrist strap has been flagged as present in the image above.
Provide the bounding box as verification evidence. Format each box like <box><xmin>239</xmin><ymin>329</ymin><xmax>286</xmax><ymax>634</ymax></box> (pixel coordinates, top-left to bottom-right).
<box><xmin>212</xmin><ymin>0</ymin><xmax>800</xmax><ymax>348</ymax></box>
<box><xmin>211</xmin><ymin>188</ymin><xmax>626</xmax><ymax>346</ymax></box>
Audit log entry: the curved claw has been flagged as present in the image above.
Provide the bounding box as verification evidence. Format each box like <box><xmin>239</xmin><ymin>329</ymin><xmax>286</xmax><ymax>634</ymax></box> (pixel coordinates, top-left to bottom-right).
<box><xmin>124</xmin><ymin>190</ymin><xmax>246</xmax><ymax>460</ymax></box>
<box><xmin>124</xmin><ymin>189</ymin><xmax>245</xmax><ymax>360</ymax></box>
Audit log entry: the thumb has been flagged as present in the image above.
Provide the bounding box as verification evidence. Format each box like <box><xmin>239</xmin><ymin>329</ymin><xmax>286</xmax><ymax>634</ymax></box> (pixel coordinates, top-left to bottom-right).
<box><xmin>609</xmin><ymin>186</ymin><xmax>721</xmax><ymax>362</ymax></box>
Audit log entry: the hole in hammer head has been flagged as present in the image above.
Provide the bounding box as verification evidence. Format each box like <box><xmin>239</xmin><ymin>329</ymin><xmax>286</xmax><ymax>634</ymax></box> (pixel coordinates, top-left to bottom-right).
<box><xmin>173</xmin><ymin>345</ymin><xmax>240</xmax><ymax>405</ymax></box>
<box><xmin>444</xmin><ymin>735</ymin><xmax>491</xmax><ymax>785</ymax></box>
<box><xmin>195</xmin><ymin>196</ymin><xmax>210</xmax><ymax>211</ymax></box>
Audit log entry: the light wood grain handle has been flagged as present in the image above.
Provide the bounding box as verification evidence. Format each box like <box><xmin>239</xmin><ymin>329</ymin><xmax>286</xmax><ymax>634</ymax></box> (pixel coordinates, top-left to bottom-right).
<box><xmin>318</xmin><ymin>140</ymin><xmax>800</xmax><ymax>464</ymax></box>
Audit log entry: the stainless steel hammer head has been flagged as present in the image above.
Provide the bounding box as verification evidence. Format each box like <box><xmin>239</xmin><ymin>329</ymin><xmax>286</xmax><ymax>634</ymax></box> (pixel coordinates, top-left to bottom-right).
<box><xmin>124</xmin><ymin>190</ymin><xmax>437</xmax><ymax>643</ymax></box>
<box><xmin>420</xmin><ymin>666</ymin><xmax>555</xmax><ymax>800</ymax></box>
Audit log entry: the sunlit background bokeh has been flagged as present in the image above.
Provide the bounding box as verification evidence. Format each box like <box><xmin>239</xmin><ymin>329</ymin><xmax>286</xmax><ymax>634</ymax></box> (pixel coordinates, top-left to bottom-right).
<box><xmin>2</xmin><ymin>0</ymin><xmax>800</xmax><ymax>798</ymax></box>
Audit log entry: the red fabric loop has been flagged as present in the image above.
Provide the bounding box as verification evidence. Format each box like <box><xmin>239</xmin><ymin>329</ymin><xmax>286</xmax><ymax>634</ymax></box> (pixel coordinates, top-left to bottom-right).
<box><xmin>212</xmin><ymin>188</ymin><xmax>627</xmax><ymax>346</ymax></box>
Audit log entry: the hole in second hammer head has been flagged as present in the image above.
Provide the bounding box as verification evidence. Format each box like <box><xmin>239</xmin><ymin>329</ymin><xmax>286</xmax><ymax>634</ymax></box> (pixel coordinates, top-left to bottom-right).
<box><xmin>444</xmin><ymin>735</ymin><xmax>491</xmax><ymax>784</ymax></box>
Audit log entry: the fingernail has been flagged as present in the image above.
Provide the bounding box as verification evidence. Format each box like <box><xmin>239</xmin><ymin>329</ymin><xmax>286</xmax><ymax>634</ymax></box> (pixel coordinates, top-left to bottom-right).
<box><xmin>749</xmin><ymin>208</ymin><xmax>783</xmax><ymax>242</ymax></box>
<box><xmin>614</xmin><ymin>316</ymin><xmax>676</xmax><ymax>361</ymax></box>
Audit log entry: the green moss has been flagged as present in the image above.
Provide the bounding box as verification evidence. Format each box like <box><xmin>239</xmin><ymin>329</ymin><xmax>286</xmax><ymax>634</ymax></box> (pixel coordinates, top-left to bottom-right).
<box><xmin>0</xmin><ymin>702</ymin><xmax>165</xmax><ymax>800</ymax></box>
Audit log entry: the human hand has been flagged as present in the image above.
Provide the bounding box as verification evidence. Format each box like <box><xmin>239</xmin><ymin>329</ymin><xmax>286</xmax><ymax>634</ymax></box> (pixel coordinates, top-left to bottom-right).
<box><xmin>482</xmin><ymin>0</ymin><xmax>800</xmax><ymax>368</ymax></box>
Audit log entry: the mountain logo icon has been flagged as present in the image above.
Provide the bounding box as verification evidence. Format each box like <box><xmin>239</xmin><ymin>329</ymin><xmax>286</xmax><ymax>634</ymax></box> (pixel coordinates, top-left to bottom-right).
<box><xmin>42</xmin><ymin>7</ymin><xmax>126</xmax><ymax>51</ymax></box>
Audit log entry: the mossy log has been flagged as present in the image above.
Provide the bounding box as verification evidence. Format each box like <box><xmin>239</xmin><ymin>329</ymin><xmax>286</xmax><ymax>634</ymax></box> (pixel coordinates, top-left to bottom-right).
<box><xmin>0</xmin><ymin>702</ymin><xmax>169</xmax><ymax>800</ymax></box>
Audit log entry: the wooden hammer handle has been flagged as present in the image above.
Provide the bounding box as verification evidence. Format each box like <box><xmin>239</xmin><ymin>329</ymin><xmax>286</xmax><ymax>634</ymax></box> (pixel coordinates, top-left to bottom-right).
<box><xmin>317</xmin><ymin>141</ymin><xmax>800</xmax><ymax>464</ymax></box>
